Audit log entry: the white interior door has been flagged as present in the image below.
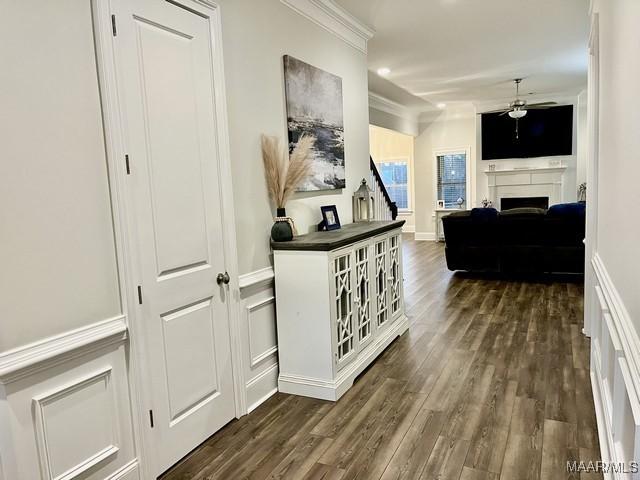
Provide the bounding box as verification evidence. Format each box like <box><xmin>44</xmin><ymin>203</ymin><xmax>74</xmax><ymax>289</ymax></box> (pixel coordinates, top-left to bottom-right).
<box><xmin>111</xmin><ymin>0</ymin><xmax>235</xmax><ymax>475</ymax></box>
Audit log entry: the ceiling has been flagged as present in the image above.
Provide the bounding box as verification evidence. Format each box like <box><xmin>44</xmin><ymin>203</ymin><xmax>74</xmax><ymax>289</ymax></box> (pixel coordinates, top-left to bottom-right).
<box><xmin>334</xmin><ymin>0</ymin><xmax>590</xmax><ymax>111</ymax></box>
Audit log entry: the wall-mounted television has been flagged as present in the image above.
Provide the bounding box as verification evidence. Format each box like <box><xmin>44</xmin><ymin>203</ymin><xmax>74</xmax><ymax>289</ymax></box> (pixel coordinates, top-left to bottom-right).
<box><xmin>481</xmin><ymin>105</ymin><xmax>573</xmax><ymax>160</ymax></box>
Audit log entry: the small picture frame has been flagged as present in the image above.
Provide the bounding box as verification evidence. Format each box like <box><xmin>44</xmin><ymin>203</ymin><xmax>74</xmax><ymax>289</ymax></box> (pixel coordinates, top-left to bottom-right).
<box><xmin>320</xmin><ymin>205</ymin><xmax>341</xmax><ymax>231</ymax></box>
<box><xmin>437</xmin><ymin>200</ymin><xmax>445</xmax><ymax>209</ymax></box>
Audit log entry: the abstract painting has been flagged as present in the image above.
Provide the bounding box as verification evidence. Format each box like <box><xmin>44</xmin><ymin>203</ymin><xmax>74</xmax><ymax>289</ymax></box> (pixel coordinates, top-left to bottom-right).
<box><xmin>283</xmin><ymin>55</ymin><xmax>345</xmax><ymax>191</ymax></box>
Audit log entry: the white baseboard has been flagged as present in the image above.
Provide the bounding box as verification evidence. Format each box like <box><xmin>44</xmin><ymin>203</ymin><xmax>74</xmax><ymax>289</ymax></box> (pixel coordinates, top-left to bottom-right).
<box><xmin>279</xmin><ymin>315</ymin><xmax>408</xmax><ymax>401</ymax></box>
<box><xmin>246</xmin><ymin>363</ymin><xmax>279</xmax><ymax>413</ymax></box>
<box><xmin>414</xmin><ymin>232</ymin><xmax>435</xmax><ymax>241</ymax></box>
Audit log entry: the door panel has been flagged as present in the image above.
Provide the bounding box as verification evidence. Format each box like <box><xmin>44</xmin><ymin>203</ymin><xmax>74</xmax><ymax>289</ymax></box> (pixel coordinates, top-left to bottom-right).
<box><xmin>112</xmin><ymin>0</ymin><xmax>234</xmax><ymax>475</ymax></box>
<box><xmin>161</xmin><ymin>297</ymin><xmax>219</xmax><ymax>423</ymax></box>
<box><xmin>134</xmin><ymin>17</ymin><xmax>211</xmax><ymax>276</ymax></box>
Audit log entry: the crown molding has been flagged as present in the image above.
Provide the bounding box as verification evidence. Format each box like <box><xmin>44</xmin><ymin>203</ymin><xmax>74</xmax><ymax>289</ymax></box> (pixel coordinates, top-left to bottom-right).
<box><xmin>368</xmin><ymin>92</ymin><xmax>419</xmax><ymax>122</ymax></box>
<box><xmin>280</xmin><ymin>0</ymin><xmax>374</xmax><ymax>53</ymax></box>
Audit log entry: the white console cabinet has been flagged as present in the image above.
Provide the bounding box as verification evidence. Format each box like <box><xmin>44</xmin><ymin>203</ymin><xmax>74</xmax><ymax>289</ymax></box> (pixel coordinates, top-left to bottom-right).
<box><xmin>272</xmin><ymin>221</ymin><xmax>408</xmax><ymax>401</ymax></box>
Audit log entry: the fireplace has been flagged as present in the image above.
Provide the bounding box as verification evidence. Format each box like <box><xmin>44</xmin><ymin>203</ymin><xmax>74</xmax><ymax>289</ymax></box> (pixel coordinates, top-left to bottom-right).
<box><xmin>501</xmin><ymin>196</ymin><xmax>549</xmax><ymax>211</ymax></box>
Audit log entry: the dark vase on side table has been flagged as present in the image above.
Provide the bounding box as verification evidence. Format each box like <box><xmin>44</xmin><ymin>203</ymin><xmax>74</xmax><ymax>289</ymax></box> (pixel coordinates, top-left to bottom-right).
<box><xmin>271</xmin><ymin>207</ymin><xmax>293</xmax><ymax>241</ymax></box>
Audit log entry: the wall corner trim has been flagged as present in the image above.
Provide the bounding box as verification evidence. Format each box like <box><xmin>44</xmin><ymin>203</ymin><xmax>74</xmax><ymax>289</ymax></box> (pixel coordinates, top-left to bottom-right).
<box><xmin>280</xmin><ymin>0</ymin><xmax>374</xmax><ymax>53</ymax></box>
<box><xmin>0</xmin><ymin>315</ymin><xmax>127</xmax><ymax>384</ymax></box>
<box><xmin>239</xmin><ymin>266</ymin><xmax>275</xmax><ymax>290</ymax></box>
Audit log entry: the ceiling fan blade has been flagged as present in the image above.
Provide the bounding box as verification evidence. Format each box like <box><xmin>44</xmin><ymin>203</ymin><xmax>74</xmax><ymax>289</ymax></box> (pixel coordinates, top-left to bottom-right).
<box><xmin>499</xmin><ymin>110</ymin><xmax>511</xmax><ymax>116</ymax></box>
<box><xmin>527</xmin><ymin>102</ymin><xmax>558</xmax><ymax>107</ymax></box>
<box><xmin>478</xmin><ymin>108</ymin><xmax>510</xmax><ymax>114</ymax></box>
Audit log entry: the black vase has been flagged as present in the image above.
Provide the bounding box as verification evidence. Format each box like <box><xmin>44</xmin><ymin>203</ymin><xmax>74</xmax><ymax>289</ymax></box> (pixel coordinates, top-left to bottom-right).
<box><xmin>271</xmin><ymin>207</ymin><xmax>293</xmax><ymax>242</ymax></box>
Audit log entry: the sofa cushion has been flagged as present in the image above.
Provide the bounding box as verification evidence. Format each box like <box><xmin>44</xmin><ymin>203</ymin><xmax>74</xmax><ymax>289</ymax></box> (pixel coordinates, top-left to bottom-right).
<box><xmin>470</xmin><ymin>207</ymin><xmax>498</xmax><ymax>222</ymax></box>
<box><xmin>499</xmin><ymin>207</ymin><xmax>546</xmax><ymax>217</ymax></box>
<box><xmin>547</xmin><ymin>202</ymin><xmax>586</xmax><ymax>218</ymax></box>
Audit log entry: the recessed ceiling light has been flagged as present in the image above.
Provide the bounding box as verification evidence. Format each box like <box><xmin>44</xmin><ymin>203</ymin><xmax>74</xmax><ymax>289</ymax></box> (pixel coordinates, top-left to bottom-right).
<box><xmin>437</xmin><ymin>102</ymin><xmax>447</xmax><ymax>109</ymax></box>
<box><xmin>377</xmin><ymin>67</ymin><xmax>391</xmax><ymax>76</ymax></box>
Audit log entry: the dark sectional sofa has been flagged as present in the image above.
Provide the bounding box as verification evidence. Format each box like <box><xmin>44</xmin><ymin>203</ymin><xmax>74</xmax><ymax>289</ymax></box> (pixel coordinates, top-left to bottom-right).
<box><xmin>441</xmin><ymin>203</ymin><xmax>586</xmax><ymax>274</ymax></box>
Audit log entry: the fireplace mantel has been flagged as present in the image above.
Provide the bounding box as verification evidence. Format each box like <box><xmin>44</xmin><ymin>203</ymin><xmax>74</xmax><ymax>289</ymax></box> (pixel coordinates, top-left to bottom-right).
<box><xmin>484</xmin><ymin>166</ymin><xmax>566</xmax><ymax>175</ymax></box>
<box><xmin>485</xmin><ymin>165</ymin><xmax>566</xmax><ymax>209</ymax></box>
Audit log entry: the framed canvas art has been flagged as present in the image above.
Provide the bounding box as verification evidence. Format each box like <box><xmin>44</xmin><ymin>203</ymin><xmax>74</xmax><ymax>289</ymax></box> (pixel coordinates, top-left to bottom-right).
<box><xmin>283</xmin><ymin>55</ymin><xmax>345</xmax><ymax>191</ymax></box>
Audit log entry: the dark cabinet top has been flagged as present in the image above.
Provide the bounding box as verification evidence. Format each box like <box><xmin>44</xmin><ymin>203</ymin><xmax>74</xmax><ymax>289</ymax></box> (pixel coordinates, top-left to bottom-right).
<box><xmin>271</xmin><ymin>220</ymin><xmax>405</xmax><ymax>251</ymax></box>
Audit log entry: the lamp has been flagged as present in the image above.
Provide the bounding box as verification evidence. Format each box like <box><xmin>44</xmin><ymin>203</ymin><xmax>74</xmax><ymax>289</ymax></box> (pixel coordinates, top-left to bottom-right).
<box><xmin>353</xmin><ymin>179</ymin><xmax>375</xmax><ymax>222</ymax></box>
<box><xmin>508</xmin><ymin>108</ymin><xmax>527</xmax><ymax>119</ymax></box>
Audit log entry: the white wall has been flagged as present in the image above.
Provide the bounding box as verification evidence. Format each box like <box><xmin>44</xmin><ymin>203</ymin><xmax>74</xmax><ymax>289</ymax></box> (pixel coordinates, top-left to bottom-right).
<box><xmin>586</xmin><ymin>1</ymin><xmax>640</xmax><ymax>468</ymax></box>
<box><xmin>219</xmin><ymin>0</ymin><xmax>371</xmax><ymax>275</ymax></box>
<box><xmin>369</xmin><ymin>106</ymin><xmax>419</xmax><ymax>137</ymax></box>
<box><xmin>414</xmin><ymin>106</ymin><xmax>476</xmax><ymax>237</ymax></box>
<box><xmin>593</xmin><ymin>0</ymin><xmax>640</xmax><ymax>331</ymax></box>
<box><xmin>0</xmin><ymin>0</ymin><xmax>122</xmax><ymax>351</ymax></box>
<box><xmin>0</xmin><ymin>3</ymin><xmax>136</xmax><ymax>479</ymax></box>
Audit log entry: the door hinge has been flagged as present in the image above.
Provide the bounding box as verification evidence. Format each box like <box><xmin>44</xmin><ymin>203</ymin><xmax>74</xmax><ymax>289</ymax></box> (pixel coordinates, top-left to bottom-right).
<box><xmin>149</xmin><ymin>410</ymin><xmax>154</xmax><ymax>428</ymax></box>
<box><xmin>137</xmin><ymin>285</ymin><xmax>143</xmax><ymax>305</ymax></box>
<box><xmin>111</xmin><ymin>14</ymin><xmax>117</xmax><ymax>36</ymax></box>
<box><xmin>125</xmin><ymin>154</ymin><xmax>130</xmax><ymax>175</ymax></box>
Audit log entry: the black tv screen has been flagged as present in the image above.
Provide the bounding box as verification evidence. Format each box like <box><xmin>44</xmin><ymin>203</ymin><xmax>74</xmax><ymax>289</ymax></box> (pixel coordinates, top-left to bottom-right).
<box><xmin>481</xmin><ymin>105</ymin><xmax>573</xmax><ymax>160</ymax></box>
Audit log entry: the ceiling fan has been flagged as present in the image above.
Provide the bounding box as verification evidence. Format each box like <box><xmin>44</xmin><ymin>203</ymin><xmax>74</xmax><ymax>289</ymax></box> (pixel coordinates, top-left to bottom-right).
<box><xmin>483</xmin><ymin>79</ymin><xmax>557</xmax><ymax>118</ymax></box>
<box><xmin>482</xmin><ymin>79</ymin><xmax>557</xmax><ymax>138</ymax></box>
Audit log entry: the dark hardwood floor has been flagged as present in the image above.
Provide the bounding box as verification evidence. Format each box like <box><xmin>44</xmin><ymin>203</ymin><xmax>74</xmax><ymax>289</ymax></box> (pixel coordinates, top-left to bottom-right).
<box><xmin>162</xmin><ymin>236</ymin><xmax>601</xmax><ymax>480</ymax></box>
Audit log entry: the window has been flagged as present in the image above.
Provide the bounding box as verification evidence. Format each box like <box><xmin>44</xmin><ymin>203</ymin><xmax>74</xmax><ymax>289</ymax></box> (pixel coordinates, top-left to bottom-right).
<box><xmin>436</xmin><ymin>151</ymin><xmax>467</xmax><ymax>209</ymax></box>
<box><xmin>378</xmin><ymin>161</ymin><xmax>408</xmax><ymax>209</ymax></box>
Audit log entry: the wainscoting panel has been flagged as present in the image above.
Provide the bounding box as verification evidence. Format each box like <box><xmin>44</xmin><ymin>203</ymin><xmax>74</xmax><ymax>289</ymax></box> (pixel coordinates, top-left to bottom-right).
<box><xmin>589</xmin><ymin>253</ymin><xmax>640</xmax><ymax>479</ymax></box>
<box><xmin>33</xmin><ymin>366</ymin><xmax>119</xmax><ymax>480</ymax></box>
<box><xmin>0</xmin><ymin>334</ymin><xmax>137</xmax><ymax>480</ymax></box>
<box><xmin>239</xmin><ymin>267</ymin><xmax>278</xmax><ymax>413</ymax></box>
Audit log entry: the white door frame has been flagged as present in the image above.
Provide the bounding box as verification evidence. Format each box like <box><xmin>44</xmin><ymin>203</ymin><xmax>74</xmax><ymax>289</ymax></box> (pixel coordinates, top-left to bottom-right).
<box><xmin>91</xmin><ymin>0</ymin><xmax>245</xmax><ymax>476</ymax></box>
<box><xmin>584</xmin><ymin>11</ymin><xmax>600</xmax><ymax>338</ymax></box>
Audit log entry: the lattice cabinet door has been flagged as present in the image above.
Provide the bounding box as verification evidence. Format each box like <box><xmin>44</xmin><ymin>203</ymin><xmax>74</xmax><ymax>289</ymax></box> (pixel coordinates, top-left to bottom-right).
<box><xmin>331</xmin><ymin>251</ymin><xmax>356</xmax><ymax>370</ymax></box>
<box><xmin>374</xmin><ymin>237</ymin><xmax>390</xmax><ymax>330</ymax></box>
<box><xmin>354</xmin><ymin>243</ymin><xmax>373</xmax><ymax>350</ymax></box>
<box><xmin>388</xmin><ymin>234</ymin><xmax>404</xmax><ymax>321</ymax></box>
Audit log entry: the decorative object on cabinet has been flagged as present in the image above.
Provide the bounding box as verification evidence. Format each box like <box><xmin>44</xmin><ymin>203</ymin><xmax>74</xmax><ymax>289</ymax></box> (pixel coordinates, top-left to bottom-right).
<box><xmin>261</xmin><ymin>134</ymin><xmax>314</xmax><ymax>241</ymax></box>
<box><xmin>577</xmin><ymin>182</ymin><xmax>586</xmax><ymax>202</ymax></box>
<box><xmin>283</xmin><ymin>55</ymin><xmax>345</xmax><ymax>191</ymax></box>
<box><xmin>353</xmin><ymin>179</ymin><xmax>375</xmax><ymax>222</ymax></box>
<box><xmin>272</xmin><ymin>220</ymin><xmax>407</xmax><ymax>401</ymax></box>
<box><xmin>436</xmin><ymin>199</ymin><xmax>445</xmax><ymax>209</ymax></box>
<box><xmin>319</xmin><ymin>205</ymin><xmax>341</xmax><ymax>231</ymax></box>
<box><xmin>456</xmin><ymin>197</ymin><xmax>465</xmax><ymax>209</ymax></box>
<box><xmin>481</xmin><ymin>197</ymin><xmax>493</xmax><ymax>208</ymax></box>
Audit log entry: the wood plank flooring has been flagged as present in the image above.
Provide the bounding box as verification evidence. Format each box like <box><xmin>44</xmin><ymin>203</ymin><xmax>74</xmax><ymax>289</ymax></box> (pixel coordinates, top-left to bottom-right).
<box><xmin>161</xmin><ymin>236</ymin><xmax>601</xmax><ymax>480</ymax></box>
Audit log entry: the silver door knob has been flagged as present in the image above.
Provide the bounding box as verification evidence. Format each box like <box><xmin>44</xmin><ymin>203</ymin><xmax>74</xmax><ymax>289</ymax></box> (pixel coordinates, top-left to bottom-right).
<box><xmin>216</xmin><ymin>272</ymin><xmax>230</xmax><ymax>285</ymax></box>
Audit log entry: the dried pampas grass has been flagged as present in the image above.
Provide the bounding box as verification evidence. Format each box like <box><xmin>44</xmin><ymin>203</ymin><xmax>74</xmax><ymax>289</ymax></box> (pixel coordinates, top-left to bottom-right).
<box><xmin>261</xmin><ymin>134</ymin><xmax>314</xmax><ymax>208</ymax></box>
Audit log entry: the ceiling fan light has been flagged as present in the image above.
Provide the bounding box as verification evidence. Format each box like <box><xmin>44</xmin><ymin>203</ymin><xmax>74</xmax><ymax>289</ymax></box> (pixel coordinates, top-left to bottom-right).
<box><xmin>509</xmin><ymin>109</ymin><xmax>527</xmax><ymax>119</ymax></box>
